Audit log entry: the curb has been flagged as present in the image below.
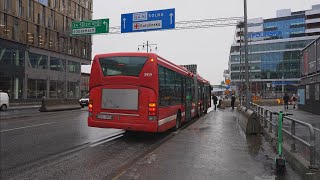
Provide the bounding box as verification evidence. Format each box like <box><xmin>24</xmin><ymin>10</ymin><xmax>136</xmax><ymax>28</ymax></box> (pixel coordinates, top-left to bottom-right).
<box><xmin>7</xmin><ymin>106</ymin><xmax>40</xmax><ymax>111</ymax></box>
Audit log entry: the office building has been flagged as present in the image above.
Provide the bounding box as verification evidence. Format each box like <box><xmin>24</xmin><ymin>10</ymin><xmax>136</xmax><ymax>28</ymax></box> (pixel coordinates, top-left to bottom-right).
<box><xmin>0</xmin><ymin>0</ymin><xmax>92</xmax><ymax>100</ymax></box>
<box><xmin>299</xmin><ymin>36</ymin><xmax>320</xmax><ymax>114</ymax></box>
<box><xmin>229</xmin><ymin>4</ymin><xmax>320</xmax><ymax>98</ymax></box>
<box><xmin>81</xmin><ymin>72</ymin><xmax>89</xmax><ymax>97</ymax></box>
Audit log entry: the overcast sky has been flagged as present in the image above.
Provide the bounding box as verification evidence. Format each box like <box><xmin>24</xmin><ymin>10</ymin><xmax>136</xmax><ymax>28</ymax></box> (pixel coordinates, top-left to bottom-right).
<box><xmin>83</xmin><ymin>0</ymin><xmax>320</xmax><ymax>85</ymax></box>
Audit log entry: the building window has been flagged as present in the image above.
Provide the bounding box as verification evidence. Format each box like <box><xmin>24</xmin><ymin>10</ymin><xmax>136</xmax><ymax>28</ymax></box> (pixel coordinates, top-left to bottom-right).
<box><xmin>18</xmin><ymin>0</ymin><xmax>22</xmax><ymax>17</ymax></box>
<box><xmin>68</xmin><ymin>81</ymin><xmax>79</xmax><ymax>98</ymax></box>
<box><xmin>28</xmin><ymin>52</ymin><xmax>48</xmax><ymax>69</ymax></box>
<box><xmin>68</xmin><ymin>61</ymin><xmax>80</xmax><ymax>73</ymax></box>
<box><xmin>49</xmin><ymin>80</ymin><xmax>58</xmax><ymax>98</ymax></box>
<box><xmin>0</xmin><ymin>47</ymin><xmax>24</xmax><ymax>66</ymax></box>
<box><xmin>39</xmin><ymin>0</ymin><xmax>49</xmax><ymax>6</ymax></box>
<box><xmin>13</xmin><ymin>18</ymin><xmax>19</xmax><ymax>41</ymax></box>
<box><xmin>3</xmin><ymin>0</ymin><xmax>11</xmax><ymax>12</ymax></box>
<box><xmin>27</xmin><ymin>79</ymin><xmax>47</xmax><ymax>99</ymax></box>
<box><xmin>28</xmin><ymin>0</ymin><xmax>31</xmax><ymax>19</ymax></box>
<box><xmin>42</xmin><ymin>5</ymin><xmax>46</xmax><ymax>26</ymax></box>
<box><xmin>50</xmin><ymin>57</ymin><xmax>65</xmax><ymax>71</ymax></box>
<box><xmin>0</xmin><ymin>76</ymin><xmax>23</xmax><ymax>100</ymax></box>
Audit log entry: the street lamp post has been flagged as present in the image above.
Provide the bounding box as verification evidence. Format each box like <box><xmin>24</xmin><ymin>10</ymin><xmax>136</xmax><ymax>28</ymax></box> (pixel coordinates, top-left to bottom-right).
<box><xmin>137</xmin><ymin>41</ymin><xmax>158</xmax><ymax>53</ymax></box>
<box><xmin>244</xmin><ymin>0</ymin><xmax>250</xmax><ymax>110</ymax></box>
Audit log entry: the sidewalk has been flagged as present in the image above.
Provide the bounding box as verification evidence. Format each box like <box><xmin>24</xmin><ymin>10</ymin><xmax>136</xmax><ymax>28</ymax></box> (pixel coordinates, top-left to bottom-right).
<box><xmin>117</xmin><ymin>109</ymin><xmax>301</xmax><ymax>179</ymax></box>
<box><xmin>263</xmin><ymin>106</ymin><xmax>320</xmax><ymax>131</ymax></box>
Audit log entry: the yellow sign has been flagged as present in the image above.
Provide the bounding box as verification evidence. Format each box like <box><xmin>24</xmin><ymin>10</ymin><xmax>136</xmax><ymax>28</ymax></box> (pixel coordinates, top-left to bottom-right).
<box><xmin>225</xmin><ymin>90</ymin><xmax>230</xmax><ymax>95</ymax></box>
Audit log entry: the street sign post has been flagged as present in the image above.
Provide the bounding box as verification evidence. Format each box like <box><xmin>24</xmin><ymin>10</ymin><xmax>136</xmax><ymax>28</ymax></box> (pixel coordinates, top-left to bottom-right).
<box><xmin>121</xmin><ymin>8</ymin><xmax>175</xmax><ymax>33</ymax></box>
<box><xmin>72</xmin><ymin>19</ymin><xmax>109</xmax><ymax>35</ymax></box>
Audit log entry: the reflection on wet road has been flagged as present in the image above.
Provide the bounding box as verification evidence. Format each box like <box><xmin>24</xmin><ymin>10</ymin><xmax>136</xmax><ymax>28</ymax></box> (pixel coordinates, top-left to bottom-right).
<box><xmin>0</xmin><ymin>108</ymin><xmax>121</xmax><ymax>173</ymax></box>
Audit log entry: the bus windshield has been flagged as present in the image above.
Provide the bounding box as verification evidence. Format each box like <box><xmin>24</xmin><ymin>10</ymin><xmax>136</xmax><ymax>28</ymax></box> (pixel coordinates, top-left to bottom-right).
<box><xmin>99</xmin><ymin>56</ymin><xmax>148</xmax><ymax>77</ymax></box>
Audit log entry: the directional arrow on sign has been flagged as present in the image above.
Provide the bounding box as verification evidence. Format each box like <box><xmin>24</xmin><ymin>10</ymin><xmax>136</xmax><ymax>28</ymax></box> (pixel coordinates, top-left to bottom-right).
<box><xmin>123</xmin><ymin>18</ymin><xmax>126</xmax><ymax>29</ymax></box>
<box><xmin>169</xmin><ymin>13</ymin><xmax>173</xmax><ymax>24</ymax></box>
<box><xmin>103</xmin><ymin>21</ymin><xmax>108</xmax><ymax>32</ymax></box>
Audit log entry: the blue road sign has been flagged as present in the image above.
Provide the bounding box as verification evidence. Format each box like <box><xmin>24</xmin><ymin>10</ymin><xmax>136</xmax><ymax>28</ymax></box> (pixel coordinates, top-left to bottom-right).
<box><xmin>226</xmin><ymin>85</ymin><xmax>230</xmax><ymax>90</ymax></box>
<box><xmin>121</xmin><ymin>8</ymin><xmax>175</xmax><ymax>33</ymax></box>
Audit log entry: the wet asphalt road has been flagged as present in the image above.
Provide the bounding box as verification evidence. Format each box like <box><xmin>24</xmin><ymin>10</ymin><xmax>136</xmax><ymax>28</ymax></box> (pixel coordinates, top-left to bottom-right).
<box><xmin>0</xmin><ymin>107</ymin><xmax>304</xmax><ymax>179</ymax></box>
<box><xmin>0</xmin><ymin>108</ymin><xmax>121</xmax><ymax>175</ymax></box>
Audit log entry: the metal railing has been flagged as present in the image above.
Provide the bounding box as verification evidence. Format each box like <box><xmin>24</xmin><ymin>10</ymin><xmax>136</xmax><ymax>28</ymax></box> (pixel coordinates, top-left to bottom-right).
<box><xmin>250</xmin><ymin>102</ymin><xmax>318</xmax><ymax>170</ymax></box>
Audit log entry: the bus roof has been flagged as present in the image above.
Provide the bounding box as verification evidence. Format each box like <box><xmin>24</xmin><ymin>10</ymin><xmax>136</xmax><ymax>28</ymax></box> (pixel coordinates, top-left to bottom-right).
<box><xmin>94</xmin><ymin>52</ymin><xmax>155</xmax><ymax>59</ymax></box>
<box><xmin>93</xmin><ymin>52</ymin><xmax>210</xmax><ymax>83</ymax></box>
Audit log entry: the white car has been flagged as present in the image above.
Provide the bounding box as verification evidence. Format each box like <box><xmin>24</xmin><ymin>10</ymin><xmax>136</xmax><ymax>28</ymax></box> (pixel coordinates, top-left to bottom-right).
<box><xmin>79</xmin><ymin>94</ymin><xmax>89</xmax><ymax>108</ymax></box>
<box><xmin>0</xmin><ymin>92</ymin><xmax>9</xmax><ymax>111</ymax></box>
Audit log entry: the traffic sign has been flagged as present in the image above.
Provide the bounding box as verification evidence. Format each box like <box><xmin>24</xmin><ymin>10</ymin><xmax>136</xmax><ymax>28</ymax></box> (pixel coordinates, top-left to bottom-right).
<box><xmin>225</xmin><ymin>90</ymin><xmax>230</xmax><ymax>95</ymax></box>
<box><xmin>226</xmin><ymin>85</ymin><xmax>230</xmax><ymax>90</ymax></box>
<box><xmin>72</xmin><ymin>19</ymin><xmax>109</xmax><ymax>35</ymax></box>
<box><xmin>121</xmin><ymin>8</ymin><xmax>175</xmax><ymax>33</ymax></box>
<box><xmin>225</xmin><ymin>79</ymin><xmax>231</xmax><ymax>85</ymax></box>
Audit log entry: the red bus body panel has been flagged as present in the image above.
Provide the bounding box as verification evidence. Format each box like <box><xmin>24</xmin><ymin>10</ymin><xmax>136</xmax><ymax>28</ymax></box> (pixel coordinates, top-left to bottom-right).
<box><xmin>88</xmin><ymin>52</ymin><xmax>210</xmax><ymax>132</ymax></box>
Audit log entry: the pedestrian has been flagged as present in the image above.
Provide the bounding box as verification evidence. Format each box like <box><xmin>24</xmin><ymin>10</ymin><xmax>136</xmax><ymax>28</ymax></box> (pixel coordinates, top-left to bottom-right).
<box><xmin>212</xmin><ymin>94</ymin><xmax>218</xmax><ymax>110</ymax></box>
<box><xmin>292</xmin><ymin>94</ymin><xmax>297</xmax><ymax>109</ymax></box>
<box><xmin>283</xmin><ymin>93</ymin><xmax>290</xmax><ymax>110</ymax></box>
<box><xmin>231</xmin><ymin>94</ymin><xmax>236</xmax><ymax>110</ymax></box>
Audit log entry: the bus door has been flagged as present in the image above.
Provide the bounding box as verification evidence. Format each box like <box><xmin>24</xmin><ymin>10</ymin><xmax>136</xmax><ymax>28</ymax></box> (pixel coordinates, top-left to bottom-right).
<box><xmin>184</xmin><ymin>78</ymin><xmax>192</xmax><ymax>121</ymax></box>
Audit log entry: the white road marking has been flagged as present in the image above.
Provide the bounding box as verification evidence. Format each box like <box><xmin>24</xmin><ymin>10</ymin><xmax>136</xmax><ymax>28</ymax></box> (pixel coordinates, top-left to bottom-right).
<box><xmin>0</xmin><ymin>122</ymin><xmax>55</xmax><ymax>133</ymax></box>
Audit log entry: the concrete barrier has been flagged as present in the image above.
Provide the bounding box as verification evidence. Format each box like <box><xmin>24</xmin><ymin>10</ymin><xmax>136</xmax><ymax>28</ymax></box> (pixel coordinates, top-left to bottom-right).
<box><xmin>219</xmin><ymin>99</ymin><xmax>240</xmax><ymax>108</ymax></box>
<box><xmin>39</xmin><ymin>98</ymin><xmax>81</xmax><ymax>112</ymax></box>
<box><xmin>237</xmin><ymin>105</ymin><xmax>261</xmax><ymax>134</ymax></box>
<box><xmin>222</xmin><ymin>99</ymin><xmax>283</xmax><ymax>107</ymax></box>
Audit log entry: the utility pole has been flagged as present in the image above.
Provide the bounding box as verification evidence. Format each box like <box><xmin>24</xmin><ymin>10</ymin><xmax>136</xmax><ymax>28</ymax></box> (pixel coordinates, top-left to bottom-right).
<box><xmin>137</xmin><ymin>41</ymin><xmax>158</xmax><ymax>53</ymax></box>
<box><xmin>244</xmin><ymin>0</ymin><xmax>250</xmax><ymax>109</ymax></box>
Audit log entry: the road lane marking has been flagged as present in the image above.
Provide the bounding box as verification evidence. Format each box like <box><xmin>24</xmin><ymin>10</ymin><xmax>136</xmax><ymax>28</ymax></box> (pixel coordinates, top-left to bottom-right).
<box><xmin>0</xmin><ymin>122</ymin><xmax>55</xmax><ymax>133</ymax></box>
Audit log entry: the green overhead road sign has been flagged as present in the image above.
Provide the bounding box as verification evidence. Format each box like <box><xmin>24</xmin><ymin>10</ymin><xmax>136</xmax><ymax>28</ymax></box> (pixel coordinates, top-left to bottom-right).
<box><xmin>72</xmin><ymin>18</ymin><xmax>109</xmax><ymax>35</ymax></box>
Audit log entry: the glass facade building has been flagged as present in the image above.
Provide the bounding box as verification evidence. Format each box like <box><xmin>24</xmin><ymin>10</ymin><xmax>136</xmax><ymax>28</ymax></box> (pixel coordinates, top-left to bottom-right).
<box><xmin>229</xmin><ymin>5</ymin><xmax>320</xmax><ymax>98</ymax></box>
<box><xmin>0</xmin><ymin>0</ymin><xmax>93</xmax><ymax>100</ymax></box>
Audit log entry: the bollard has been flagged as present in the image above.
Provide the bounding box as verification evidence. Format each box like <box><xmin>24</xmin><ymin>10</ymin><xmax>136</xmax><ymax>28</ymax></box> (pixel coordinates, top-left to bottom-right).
<box><xmin>269</xmin><ymin>111</ymin><xmax>273</xmax><ymax>133</ymax></box>
<box><xmin>264</xmin><ymin>109</ymin><xmax>268</xmax><ymax>128</ymax></box>
<box><xmin>275</xmin><ymin>111</ymin><xmax>286</xmax><ymax>175</ymax></box>
<box><xmin>291</xmin><ymin>121</ymin><xmax>296</xmax><ymax>153</ymax></box>
<box><xmin>309</xmin><ymin>126</ymin><xmax>318</xmax><ymax>169</ymax></box>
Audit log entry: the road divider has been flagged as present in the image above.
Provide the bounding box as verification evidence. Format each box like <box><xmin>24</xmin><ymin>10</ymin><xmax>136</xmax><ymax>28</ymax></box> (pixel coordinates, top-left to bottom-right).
<box><xmin>39</xmin><ymin>98</ymin><xmax>81</xmax><ymax>112</ymax></box>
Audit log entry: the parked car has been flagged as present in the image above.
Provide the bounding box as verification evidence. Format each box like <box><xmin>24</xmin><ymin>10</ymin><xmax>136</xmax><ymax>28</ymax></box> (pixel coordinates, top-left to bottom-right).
<box><xmin>0</xmin><ymin>92</ymin><xmax>9</xmax><ymax>111</ymax></box>
<box><xmin>79</xmin><ymin>94</ymin><xmax>89</xmax><ymax>108</ymax></box>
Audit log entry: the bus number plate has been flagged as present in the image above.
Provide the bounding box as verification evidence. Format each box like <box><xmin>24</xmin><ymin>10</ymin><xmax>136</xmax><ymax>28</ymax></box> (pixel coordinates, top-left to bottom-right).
<box><xmin>97</xmin><ymin>114</ymin><xmax>113</xmax><ymax>120</ymax></box>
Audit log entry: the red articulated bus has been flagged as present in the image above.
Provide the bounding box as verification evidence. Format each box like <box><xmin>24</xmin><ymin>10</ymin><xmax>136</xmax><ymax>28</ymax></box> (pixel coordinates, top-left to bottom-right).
<box><xmin>88</xmin><ymin>52</ymin><xmax>211</xmax><ymax>132</ymax></box>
